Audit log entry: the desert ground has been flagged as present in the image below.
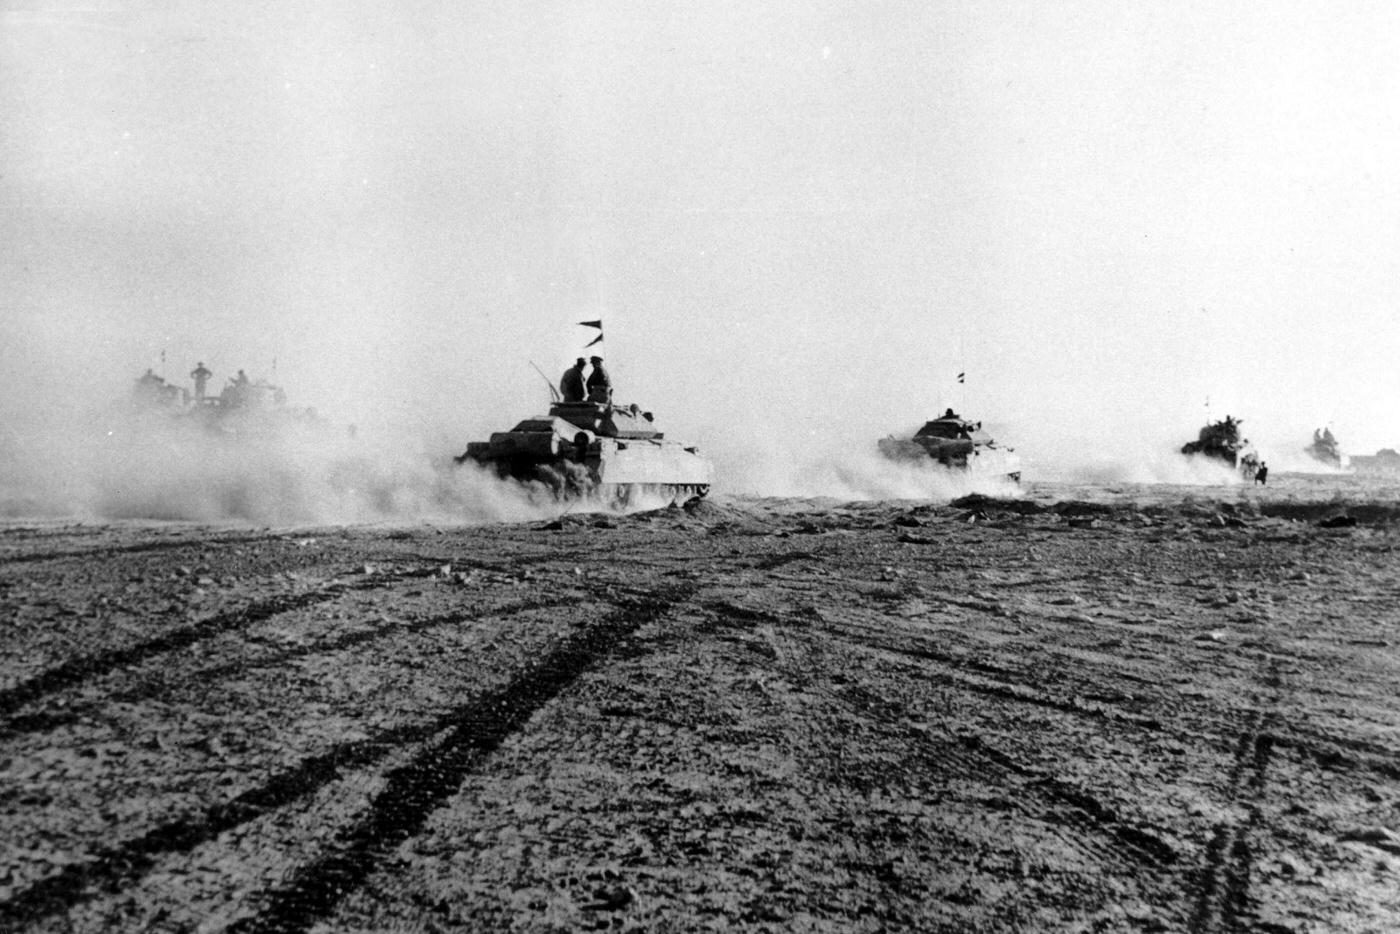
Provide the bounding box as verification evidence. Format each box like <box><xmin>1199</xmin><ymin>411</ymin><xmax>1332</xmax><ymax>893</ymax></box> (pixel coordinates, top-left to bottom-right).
<box><xmin>2</xmin><ymin>474</ymin><xmax>1399</xmax><ymax>933</ymax></box>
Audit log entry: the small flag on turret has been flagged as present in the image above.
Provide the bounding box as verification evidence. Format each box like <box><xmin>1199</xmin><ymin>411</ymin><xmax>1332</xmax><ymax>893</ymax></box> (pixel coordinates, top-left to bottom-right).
<box><xmin>579</xmin><ymin>319</ymin><xmax>604</xmax><ymax>347</ymax></box>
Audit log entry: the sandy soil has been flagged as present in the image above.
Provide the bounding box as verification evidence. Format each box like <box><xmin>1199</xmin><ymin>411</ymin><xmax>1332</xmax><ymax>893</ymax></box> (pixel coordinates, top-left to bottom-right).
<box><xmin>1</xmin><ymin>475</ymin><xmax>1399</xmax><ymax>933</ymax></box>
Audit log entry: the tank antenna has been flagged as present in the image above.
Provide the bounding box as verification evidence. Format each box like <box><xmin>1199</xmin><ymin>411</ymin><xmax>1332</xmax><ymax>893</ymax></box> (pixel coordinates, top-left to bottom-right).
<box><xmin>530</xmin><ymin>361</ymin><xmax>561</xmax><ymax>403</ymax></box>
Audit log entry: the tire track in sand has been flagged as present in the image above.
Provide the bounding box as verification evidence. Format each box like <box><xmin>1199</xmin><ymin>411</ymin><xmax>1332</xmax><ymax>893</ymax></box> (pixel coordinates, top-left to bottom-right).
<box><xmin>1</xmin><ymin>596</ymin><xmax>579</xmax><ymax>738</ymax></box>
<box><xmin>704</xmin><ymin>603</ymin><xmax>1180</xmax><ymax>874</ymax></box>
<box><xmin>0</xmin><ymin>531</ymin><xmax>287</xmax><ymax>566</ymax></box>
<box><xmin>0</xmin><ymin>568</ymin><xmax>444</xmax><ymax>723</ymax></box>
<box><xmin>0</xmin><ymin>587</ymin><xmax>691</xmax><ymax>931</ymax></box>
<box><xmin>1188</xmin><ymin>660</ymin><xmax>1281</xmax><ymax>934</ymax></box>
<box><xmin>222</xmin><ymin>584</ymin><xmax>694</xmax><ymax>934</ymax></box>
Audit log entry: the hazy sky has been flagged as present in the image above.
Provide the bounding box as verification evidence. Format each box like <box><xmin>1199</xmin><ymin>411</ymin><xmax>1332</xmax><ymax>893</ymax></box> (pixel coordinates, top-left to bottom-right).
<box><xmin>4</xmin><ymin>0</ymin><xmax>1399</xmax><ymax>478</ymax></box>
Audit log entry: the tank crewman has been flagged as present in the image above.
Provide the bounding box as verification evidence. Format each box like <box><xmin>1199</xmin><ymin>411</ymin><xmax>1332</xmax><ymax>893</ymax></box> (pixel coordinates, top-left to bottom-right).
<box><xmin>190</xmin><ymin>362</ymin><xmax>213</xmax><ymax>400</ymax></box>
<box><xmin>223</xmin><ymin>369</ymin><xmax>252</xmax><ymax>406</ymax></box>
<box><xmin>586</xmin><ymin>355</ymin><xmax>612</xmax><ymax>403</ymax></box>
<box><xmin>1255</xmin><ymin>462</ymin><xmax>1269</xmax><ymax>485</ymax></box>
<box><xmin>560</xmin><ymin>358</ymin><xmax>587</xmax><ymax>402</ymax></box>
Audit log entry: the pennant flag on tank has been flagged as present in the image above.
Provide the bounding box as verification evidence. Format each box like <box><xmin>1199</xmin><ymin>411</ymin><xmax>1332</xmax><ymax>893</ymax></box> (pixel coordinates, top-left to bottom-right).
<box><xmin>578</xmin><ymin>319</ymin><xmax>604</xmax><ymax>347</ymax></box>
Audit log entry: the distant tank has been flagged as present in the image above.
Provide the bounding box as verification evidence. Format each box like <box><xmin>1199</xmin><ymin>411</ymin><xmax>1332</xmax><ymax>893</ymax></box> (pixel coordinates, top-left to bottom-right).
<box><xmin>126</xmin><ymin>368</ymin><xmax>337</xmax><ymax>439</ymax></box>
<box><xmin>878</xmin><ymin>408</ymin><xmax>1021</xmax><ymax>482</ymax></box>
<box><xmin>1181</xmin><ymin>415</ymin><xmax>1258</xmax><ymax>477</ymax></box>
<box><xmin>457</xmin><ymin>399</ymin><xmax>714</xmax><ymax>504</ymax></box>
<box><xmin>129</xmin><ymin>369</ymin><xmax>189</xmax><ymax>412</ymax></box>
<box><xmin>1304</xmin><ymin>427</ymin><xmax>1344</xmax><ymax>469</ymax></box>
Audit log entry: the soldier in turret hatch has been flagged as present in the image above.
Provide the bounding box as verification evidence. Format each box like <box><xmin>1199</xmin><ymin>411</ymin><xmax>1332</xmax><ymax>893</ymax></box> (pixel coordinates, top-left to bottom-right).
<box><xmin>586</xmin><ymin>355</ymin><xmax>612</xmax><ymax>403</ymax></box>
<box><xmin>560</xmin><ymin>358</ymin><xmax>587</xmax><ymax>402</ymax></box>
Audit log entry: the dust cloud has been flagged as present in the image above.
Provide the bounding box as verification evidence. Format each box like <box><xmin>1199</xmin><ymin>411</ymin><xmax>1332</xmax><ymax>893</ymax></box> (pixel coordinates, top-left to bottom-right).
<box><xmin>4</xmin><ymin>2</ymin><xmax>1398</xmax><ymax>523</ymax></box>
<box><xmin>0</xmin><ymin>396</ymin><xmax>570</xmax><ymax>526</ymax></box>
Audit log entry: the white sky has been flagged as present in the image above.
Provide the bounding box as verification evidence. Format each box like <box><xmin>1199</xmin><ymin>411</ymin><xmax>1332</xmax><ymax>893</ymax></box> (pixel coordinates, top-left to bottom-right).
<box><xmin>4</xmin><ymin>0</ymin><xmax>1399</xmax><ymax>473</ymax></box>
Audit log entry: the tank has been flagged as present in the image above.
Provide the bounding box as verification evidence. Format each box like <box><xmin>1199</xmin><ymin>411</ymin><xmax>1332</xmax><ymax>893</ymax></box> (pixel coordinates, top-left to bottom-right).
<box><xmin>457</xmin><ymin>399</ymin><xmax>714</xmax><ymax>504</ymax></box>
<box><xmin>1181</xmin><ymin>415</ymin><xmax>1258</xmax><ymax>477</ymax></box>
<box><xmin>878</xmin><ymin>409</ymin><xmax>1021</xmax><ymax>482</ymax></box>
<box><xmin>1304</xmin><ymin>427</ymin><xmax>1344</xmax><ymax>468</ymax></box>
<box><xmin>126</xmin><ymin>369</ymin><xmax>338</xmax><ymax>439</ymax></box>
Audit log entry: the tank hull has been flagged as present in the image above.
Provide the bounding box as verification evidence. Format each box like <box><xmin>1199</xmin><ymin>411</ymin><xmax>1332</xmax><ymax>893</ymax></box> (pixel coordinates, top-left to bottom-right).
<box><xmin>458</xmin><ymin>401</ymin><xmax>714</xmax><ymax>503</ymax></box>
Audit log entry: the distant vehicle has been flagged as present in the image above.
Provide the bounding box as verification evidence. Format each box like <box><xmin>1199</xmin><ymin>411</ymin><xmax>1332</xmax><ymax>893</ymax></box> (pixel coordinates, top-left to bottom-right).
<box><xmin>878</xmin><ymin>408</ymin><xmax>1021</xmax><ymax>482</ymax></box>
<box><xmin>457</xmin><ymin>398</ymin><xmax>713</xmax><ymax>505</ymax></box>
<box><xmin>127</xmin><ymin>369</ymin><xmax>337</xmax><ymax>439</ymax></box>
<box><xmin>1181</xmin><ymin>415</ymin><xmax>1258</xmax><ymax>478</ymax></box>
<box><xmin>1351</xmin><ymin>448</ymin><xmax>1400</xmax><ymax>475</ymax></box>
<box><xmin>1304</xmin><ymin>427</ymin><xmax>1344</xmax><ymax>469</ymax></box>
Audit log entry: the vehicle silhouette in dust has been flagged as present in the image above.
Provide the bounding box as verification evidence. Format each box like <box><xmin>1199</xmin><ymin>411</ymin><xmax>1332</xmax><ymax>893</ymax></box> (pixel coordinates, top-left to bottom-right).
<box><xmin>1304</xmin><ymin>427</ymin><xmax>1345</xmax><ymax>469</ymax></box>
<box><xmin>878</xmin><ymin>408</ymin><xmax>1021</xmax><ymax>482</ymax></box>
<box><xmin>1181</xmin><ymin>415</ymin><xmax>1259</xmax><ymax>479</ymax></box>
<box><xmin>127</xmin><ymin>368</ymin><xmax>337</xmax><ymax>439</ymax></box>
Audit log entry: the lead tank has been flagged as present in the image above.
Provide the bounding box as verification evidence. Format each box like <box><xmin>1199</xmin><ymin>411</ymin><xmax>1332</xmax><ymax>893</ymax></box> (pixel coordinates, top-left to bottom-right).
<box><xmin>878</xmin><ymin>409</ymin><xmax>1021</xmax><ymax>481</ymax></box>
<box><xmin>457</xmin><ymin>399</ymin><xmax>713</xmax><ymax>503</ymax></box>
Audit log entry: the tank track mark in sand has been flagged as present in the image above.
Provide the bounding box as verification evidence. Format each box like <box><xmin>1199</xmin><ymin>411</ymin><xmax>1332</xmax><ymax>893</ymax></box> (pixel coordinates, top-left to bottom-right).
<box><xmin>1268</xmin><ymin>727</ymin><xmax>1400</xmax><ymax>783</ymax></box>
<box><xmin>0</xmin><ymin>567</ymin><xmax>446</xmax><ymax>724</ymax></box>
<box><xmin>1187</xmin><ymin>660</ymin><xmax>1282</xmax><ymax>934</ymax></box>
<box><xmin>871</xmin><ymin>640</ymin><xmax>1166</xmax><ymax>730</ymax></box>
<box><xmin>703</xmin><ymin>604</ymin><xmax>1181</xmax><ymax>870</ymax></box>
<box><xmin>0</xmin><ymin>704</ymin><xmax>472</xmax><ymax>931</ymax></box>
<box><xmin>224</xmin><ymin>584</ymin><xmax>697</xmax><ymax>934</ymax></box>
<box><xmin>0</xmin><ymin>589</ymin><xmax>663</xmax><ymax>930</ymax></box>
<box><xmin>949</xmin><ymin>733</ymin><xmax>1183</xmax><ymax>869</ymax></box>
<box><xmin>26</xmin><ymin>595</ymin><xmax>585</xmax><ymax>734</ymax></box>
<box><xmin>826</xmin><ymin>642</ymin><xmax>1186</xmax><ymax>867</ymax></box>
<box><xmin>0</xmin><ymin>530</ymin><xmax>294</xmax><ymax>566</ymax></box>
